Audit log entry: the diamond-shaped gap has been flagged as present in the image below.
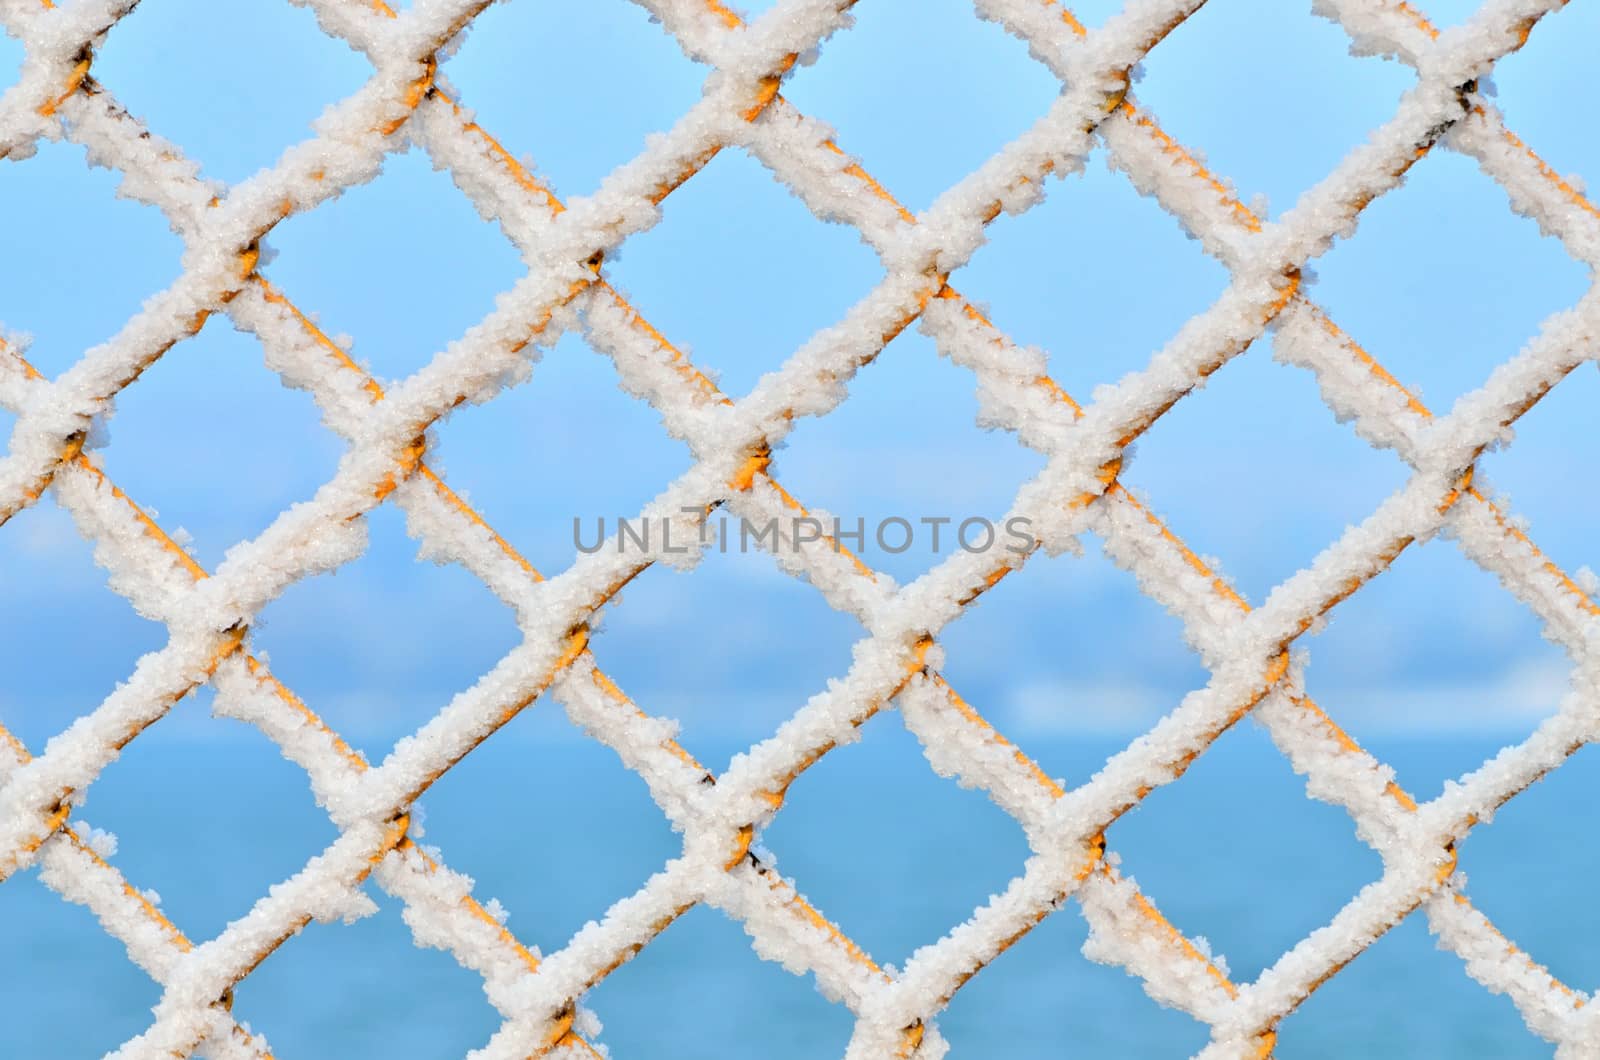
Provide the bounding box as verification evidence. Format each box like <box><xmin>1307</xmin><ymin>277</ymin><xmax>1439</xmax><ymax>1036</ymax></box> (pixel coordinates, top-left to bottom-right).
<box><xmin>772</xmin><ymin>327</ymin><xmax>1046</xmax><ymax>584</ymax></box>
<box><xmin>1120</xmin><ymin>333</ymin><xmax>1412</xmax><ymax>605</ymax></box>
<box><xmin>782</xmin><ymin>0</ymin><xmax>1062</xmax><ymax>213</ymax></box>
<box><xmin>443</xmin><ymin>0</ymin><xmax>706</xmax><ymax>200</ymax></box>
<box><xmin>247</xmin><ymin>502</ymin><xmax>522</xmax><ymax>760</ymax></box>
<box><xmin>0</xmin><ymin>139</ymin><xmax>183</xmax><ymax>378</ymax></box>
<box><xmin>957</xmin><ymin>145</ymin><xmax>1232</xmax><ymax>399</ymax></box>
<box><xmin>231</xmin><ymin>878</ymin><xmax>501</xmax><ymax>1057</ymax></box>
<box><xmin>0</xmin><ymin>494</ymin><xmax>168</xmax><ymax>752</ymax></box>
<box><xmin>604</xmin><ymin>146</ymin><xmax>882</xmax><ymax>397</ymax></box>
<box><xmin>264</xmin><ymin>145</ymin><xmax>526</xmax><ymax>384</ymax></box>
<box><xmin>94</xmin><ymin>0</ymin><xmax>371</xmax><ymax>185</ymax></box>
<box><xmin>935</xmin><ymin>533</ymin><xmax>1210</xmax><ymax>769</ymax></box>
<box><xmin>582</xmin><ymin>529</ymin><xmax>864</xmax><ymax>771</ymax></box>
<box><xmin>759</xmin><ymin>707</ymin><xmax>1031</xmax><ymax>967</ymax></box>
<box><xmin>411</xmin><ymin>697</ymin><xmax>681</xmax><ymax>958</ymax></box>
<box><xmin>582</xmin><ymin>902</ymin><xmax>856</xmax><ymax>1057</ymax></box>
<box><xmin>76</xmin><ymin>685</ymin><xmax>339</xmax><ymax>943</ymax></box>
<box><xmin>1130</xmin><ymin>0</ymin><xmax>1414</xmax><ymax>219</ymax></box>
<box><xmin>1298</xmin><ymin>537</ymin><xmax>1572</xmax><ymax>800</ymax></box>
<box><xmin>1274</xmin><ymin>910</ymin><xmax>1545</xmax><ymax>1057</ymax></box>
<box><xmin>1475</xmin><ymin>363</ymin><xmax>1600</xmax><ymax>589</ymax></box>
<box><xmin>938</xmin><ymin>889</ymin><xmax>1211</xmax><ymax>1056</ymax></box>
<box><xmin>1108</xmin><ymin>720</ymin><xmax>1386</xmax><ymax>987</ymax></box>
<box><xmin>0</xmin><ymin>866</ymin><xmax>160</xmax><ymax>1057</ymax></box>
<box><xmin>1313</xmin><ymin>148</ymin><xmax>1591</xmax><ymax>408</ymax></box>
<box><xmin>432</xmin><ymin>331</ymin><xmax>694</xmax><ymax>575</ymax></box>
<box><xmin>1450</xmin><ymin>742</ymin><xmax>1600</xmax><ymax>1006</ymax></box>
<box><xmin>93</xmin><ymin>315</ymin><xmax>344</xmax><ymax>573</ymax></box>
<box><xmin>1482</xmin><ymin>0</ymin><xmax>1598</xmax><ymax>195</ymax></box>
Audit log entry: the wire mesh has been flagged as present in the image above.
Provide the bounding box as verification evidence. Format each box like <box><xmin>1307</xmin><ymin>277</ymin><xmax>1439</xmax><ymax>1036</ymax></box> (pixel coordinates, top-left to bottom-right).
<box><xmin>1</xmin><ymin>0</ymin><xmax>1598</xmax><ymax>1056</ymax></box>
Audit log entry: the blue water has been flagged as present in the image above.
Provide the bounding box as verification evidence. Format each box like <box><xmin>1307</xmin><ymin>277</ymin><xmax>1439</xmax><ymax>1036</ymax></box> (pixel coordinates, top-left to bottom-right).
<box><xmin>5</xmin><ymin>710</ymin><xmax>1595</xmax><ymax>1058</ymax></box>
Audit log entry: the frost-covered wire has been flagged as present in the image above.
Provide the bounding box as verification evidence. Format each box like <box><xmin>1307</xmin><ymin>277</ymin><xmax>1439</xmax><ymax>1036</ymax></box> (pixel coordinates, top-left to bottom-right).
<box><xmin>0</xmin><ymin>0</ymin><xmax>1595</xmax><ymax>1056</ymax></box>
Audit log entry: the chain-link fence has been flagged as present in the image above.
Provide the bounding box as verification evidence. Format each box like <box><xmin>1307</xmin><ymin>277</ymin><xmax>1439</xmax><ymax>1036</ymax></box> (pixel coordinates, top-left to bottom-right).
<box><xmin>1</xmin><ymin>0</ymin><xmax>1597</xmax><ymax>1055</ymax></box>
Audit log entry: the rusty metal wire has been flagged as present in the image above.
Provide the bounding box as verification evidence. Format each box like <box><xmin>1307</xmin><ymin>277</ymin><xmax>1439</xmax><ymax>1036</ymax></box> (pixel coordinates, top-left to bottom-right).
<box><xmin>0</xmin><ymin>0</ymin><xmax>1597</xmax><ymax>1056</ymax></box>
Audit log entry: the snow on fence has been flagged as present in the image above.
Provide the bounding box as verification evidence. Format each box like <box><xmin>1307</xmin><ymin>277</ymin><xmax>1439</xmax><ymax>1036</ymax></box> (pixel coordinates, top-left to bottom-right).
<box><xmin>1</xmin><ymin>0</ymin><xmax>1598</xmax><ymax>1055</ymax></box>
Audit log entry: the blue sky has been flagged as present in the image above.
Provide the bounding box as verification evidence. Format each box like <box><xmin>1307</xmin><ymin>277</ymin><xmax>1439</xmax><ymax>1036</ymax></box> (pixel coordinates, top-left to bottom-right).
<box><xmin>2</xmin><ymin>0</ymin><xmax>1598</xmax><ymax>769</ymax></box>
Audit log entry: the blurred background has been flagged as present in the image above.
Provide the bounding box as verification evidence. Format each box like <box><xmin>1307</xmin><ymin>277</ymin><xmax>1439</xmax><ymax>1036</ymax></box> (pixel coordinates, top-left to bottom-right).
<box><xmin>2</xmin><ymin>0</ymin><xmax>1598</xmax><ymax>1055</ymax></box>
